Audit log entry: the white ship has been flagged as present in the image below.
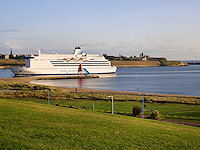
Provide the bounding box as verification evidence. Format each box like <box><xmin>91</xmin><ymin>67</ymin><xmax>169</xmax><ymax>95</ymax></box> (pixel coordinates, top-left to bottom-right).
<box><xmin>10</xmin><ymin>47</ymin><xmax>117</xmax><ymax>76</ymax></box>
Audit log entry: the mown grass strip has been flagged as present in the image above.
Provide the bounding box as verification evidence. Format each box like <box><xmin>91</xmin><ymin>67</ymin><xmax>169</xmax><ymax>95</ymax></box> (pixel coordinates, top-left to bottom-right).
<box><xmin>0</xmin><ymin>98</ymin><xmax>199</xmax><ymax>149</ymax></box>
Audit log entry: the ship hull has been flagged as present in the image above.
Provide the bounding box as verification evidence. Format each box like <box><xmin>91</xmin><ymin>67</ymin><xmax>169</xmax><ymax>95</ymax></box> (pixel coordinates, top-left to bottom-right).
<box><xmin>10</xmin><ymin>66</ymin><xmax>117</xmax><ymax>76</ymax></box>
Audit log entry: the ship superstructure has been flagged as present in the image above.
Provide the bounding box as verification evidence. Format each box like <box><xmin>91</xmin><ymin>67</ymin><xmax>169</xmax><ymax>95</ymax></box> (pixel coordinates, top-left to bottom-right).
<box><xmin>10</xmin><ymin>47</ymin><xmax>117</xmax><ymax>76</ymax></box>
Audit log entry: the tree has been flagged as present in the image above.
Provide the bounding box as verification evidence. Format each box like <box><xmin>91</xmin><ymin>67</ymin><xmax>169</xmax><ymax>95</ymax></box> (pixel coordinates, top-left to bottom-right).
<box><xmin>150</xmin><ymin>109</ymin><xmax>161</xmax><ymax>119</ymax></box>
<box><xmin>132</xmin><ymin>106</ymin><xmax>142</xmax><ymax>117</ymax></box>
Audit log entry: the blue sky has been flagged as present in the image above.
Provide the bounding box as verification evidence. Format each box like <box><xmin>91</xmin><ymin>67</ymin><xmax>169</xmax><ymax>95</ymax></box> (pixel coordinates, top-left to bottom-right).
<box><xmin>0</xmin><ymin>0</ymin><xmax>200</xmax><ymax>60</ymax></box>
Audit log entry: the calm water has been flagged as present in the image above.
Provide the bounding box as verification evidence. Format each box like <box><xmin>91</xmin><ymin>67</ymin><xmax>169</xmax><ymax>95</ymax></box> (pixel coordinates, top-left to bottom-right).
<box><xmin>0</xmin><ymin>69</ymin><xmax>14</xmax><ymax>78</ymax></box>
<box><xmin>1</xmin><ymin>66</ymin><xmax>200</xmax><ymax>96</ymax></box>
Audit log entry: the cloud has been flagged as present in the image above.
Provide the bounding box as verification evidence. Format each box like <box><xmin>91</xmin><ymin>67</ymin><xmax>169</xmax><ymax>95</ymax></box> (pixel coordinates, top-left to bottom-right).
<box><xmin>78</xmin><ymin>42</ymin><xmax>110</xmax><ymax>48</ymax></box>
<box><xmin>12</xmin><ymin>36</ymin><xmax>35</xmax><ymax>40</ymax></box>
<box><xmin>188</xmin><ymin>48</ymin><xmax>200</xmax><ymax>53</ymax></box>
<box><xmin>0</xmin><ymin>41</ymin><xmax>22</xmax><ymax>50</ymax></box>
<box><xmin>154</xmin><ymin>45</ymin><xmax>182</xmax><ymax>52</ymax></box>
<box><xmin>0</xmin><ymin>28</ymin><xmax>28</xmax><ymax>32</ymax></box>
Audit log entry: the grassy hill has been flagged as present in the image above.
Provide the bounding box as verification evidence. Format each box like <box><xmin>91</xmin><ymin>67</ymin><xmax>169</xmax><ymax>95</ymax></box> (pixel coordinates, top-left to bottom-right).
<box><xmin>0</xmin><ymin>59</ymin><xmax>25</xmax><ymax>66</ymax></box>
<box><xmin>111</xmin><ymin>60</ymin><xmax>188</xmax><ymax>67</ymax></box>
<box><xmin>0</xmin><ymin>98</ymin><xmax>199</xmax><ymax>149</ymax></box>
<box><xmin>111</xmin><ymin>60</ymin><xmax>161</xmax><ymax>67</ymax></box>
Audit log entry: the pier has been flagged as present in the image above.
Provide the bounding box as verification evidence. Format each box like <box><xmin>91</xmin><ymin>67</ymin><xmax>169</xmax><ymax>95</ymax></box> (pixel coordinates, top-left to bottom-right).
<box><xmin>1</xmin><ymin>75</ymin><xmax>99</xmax><ymax>83</ymax></box>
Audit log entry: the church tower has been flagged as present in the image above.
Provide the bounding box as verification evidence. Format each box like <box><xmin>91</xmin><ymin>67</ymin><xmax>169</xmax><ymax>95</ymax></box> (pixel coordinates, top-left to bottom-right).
<box><xmin>10</xmin><ymin>48</ymin><xmax>13</xmax><ymax>56</ymax></box>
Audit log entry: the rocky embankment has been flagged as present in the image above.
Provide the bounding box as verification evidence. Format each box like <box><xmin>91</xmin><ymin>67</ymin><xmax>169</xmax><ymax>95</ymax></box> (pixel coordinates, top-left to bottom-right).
<box><xmin>111</xmin><ymin>61</ymin><xmax>188</xmax><ymax>67</ymax></box>
<box><xmin>162</xmin><ymin>61</ymin><xmax>188</xmax><ymax>66</ymax></box>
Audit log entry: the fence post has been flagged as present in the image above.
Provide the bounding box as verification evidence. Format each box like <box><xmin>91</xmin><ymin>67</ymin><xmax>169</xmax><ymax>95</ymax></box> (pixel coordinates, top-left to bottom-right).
<box><xmin>93</xmin><ymin>103</ymin><xmax>95</xmax><ymax>111</ymax></box>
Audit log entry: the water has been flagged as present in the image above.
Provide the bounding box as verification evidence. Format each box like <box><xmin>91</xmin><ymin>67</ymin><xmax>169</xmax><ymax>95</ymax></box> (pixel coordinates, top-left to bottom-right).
<box><xmin>183</xmin><ymin>60</ymin><xmax>200</xmax><ymax>63</ymax></box>
<box><xmin>1</xmin><ymin>66</ymin><xmax>200</xmax><ymax>96</ymax></box>
<box><xmin>0</xmin><ymin>69</ymin><xmax>14</xmax><ymax>78</ymax></box>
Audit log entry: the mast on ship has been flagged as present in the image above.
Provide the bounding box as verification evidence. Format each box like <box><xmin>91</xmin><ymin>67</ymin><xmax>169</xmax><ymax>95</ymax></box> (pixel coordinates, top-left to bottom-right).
<box><xmin>37</xmin><ymin>48</ymin><xmax>41</xmax><ymax>56</ymax></box>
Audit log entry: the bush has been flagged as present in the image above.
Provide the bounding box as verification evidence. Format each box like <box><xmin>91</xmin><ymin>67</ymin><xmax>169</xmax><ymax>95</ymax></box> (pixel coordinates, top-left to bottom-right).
<box><xmin>132</xmin><ymin>106</ymin><xmax>142</xmax><ymax>117</ymax></box>
<box><xmin>150</xmin><ymin>109</ymin><xmax>161</xmax><ymax>119</ymax></box>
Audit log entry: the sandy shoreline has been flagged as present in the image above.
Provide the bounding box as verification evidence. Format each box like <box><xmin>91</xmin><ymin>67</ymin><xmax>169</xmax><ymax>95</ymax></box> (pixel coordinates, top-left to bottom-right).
<box><xmin>1</xmin><ymin>76</ymin><xmax>200</xmax><ymax>99</ymax></box>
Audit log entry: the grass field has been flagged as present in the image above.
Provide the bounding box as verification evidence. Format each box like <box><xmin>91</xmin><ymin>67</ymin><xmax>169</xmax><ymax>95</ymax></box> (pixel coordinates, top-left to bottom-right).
<box><xmin>0</xmin><ymin>98</ymin><xmax>199</xmax><ymax>149</ymax></box>
<box><xmin>14</xmin><ymin>97</ymin><xmax>200</xmax><ymax>121</ymax></box>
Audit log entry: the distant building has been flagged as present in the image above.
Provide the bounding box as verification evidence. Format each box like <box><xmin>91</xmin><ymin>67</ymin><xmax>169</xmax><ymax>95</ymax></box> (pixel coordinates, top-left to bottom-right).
<box><xmin>139</xmin><ymin>53</ymin><xmax>144</xmax><ymax>58</ymax></box>
<box><xmin>9</xmin><ymin>48</ymin><xmax>14</xmax><ymax>59</ymax></box>
<box><xmin>16</xmin><ymin>55</ymin><xmax>25</xmax><ymax>59</ymax></box>
<box><xmin>4</xmin><ymin>55</ymin><xmax>9</xmax><ymax>59</ymax></box>
<box><xmin>142</xmin><ymin>56</ymin><xmax>148</xmax><ymax>61</ymax></box>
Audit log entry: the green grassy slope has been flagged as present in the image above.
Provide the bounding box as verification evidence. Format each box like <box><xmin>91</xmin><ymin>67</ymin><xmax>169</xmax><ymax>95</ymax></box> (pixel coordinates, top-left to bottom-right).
<box><xmin>15</xmin><ymin>97</ymin><xmax>200</xmax><ymax>124</ymax></box>
<box><xmin>0</xmin><ymin>98</ymin><xmax>199</xmax><ymax>149</ymax></box>
<box><xmin>0</xmin><ymin>59</ymin><xmax>25</xmax><ymax>66</ymax></box>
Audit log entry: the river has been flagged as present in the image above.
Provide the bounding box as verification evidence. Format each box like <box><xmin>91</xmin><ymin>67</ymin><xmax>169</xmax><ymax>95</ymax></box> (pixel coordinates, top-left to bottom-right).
<box><xmin>1</xmin><ymin>65</ymin><xmax>200</xmax><ymax>96</ymax></box>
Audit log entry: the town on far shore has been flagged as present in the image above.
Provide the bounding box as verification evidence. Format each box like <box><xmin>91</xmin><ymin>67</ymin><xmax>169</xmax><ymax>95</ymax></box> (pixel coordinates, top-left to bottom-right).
<box><xmin>0</xmin><ymin>48</ymin><xmax>25</xmax><ymax>60</ymax></box>
<box><xmin>103</xmin><ymin>52</ymin><xmax>167</xmax><ymax>62</ymax></box>
<box><xmin>0</xmin><ymin>48</ymin><xmax>188</xmax><ymax>67</ymax></box>
<box><xmin>0</xmin><ymin>48</ymin><xmax>172</xmax><ymax>62</ymax></box>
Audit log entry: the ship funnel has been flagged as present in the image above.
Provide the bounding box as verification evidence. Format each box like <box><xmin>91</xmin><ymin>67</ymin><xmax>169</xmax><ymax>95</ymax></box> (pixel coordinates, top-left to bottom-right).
<box><xmin>74</xmin><ymin>47</ymin><xmax>83</xmax><ymax>55</ymax></box>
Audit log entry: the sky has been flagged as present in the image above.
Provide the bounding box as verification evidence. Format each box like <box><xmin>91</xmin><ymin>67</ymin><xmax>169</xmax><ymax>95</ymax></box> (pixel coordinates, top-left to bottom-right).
<box><xmin>0</xmin><ymin>0</ymin><xmax>200</xmax><ymax>60</ymax></box>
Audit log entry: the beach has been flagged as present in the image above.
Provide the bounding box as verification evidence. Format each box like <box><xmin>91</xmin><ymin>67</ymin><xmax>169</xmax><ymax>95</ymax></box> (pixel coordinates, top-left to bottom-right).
<box><xmin>1</xmin><ymin>75</ymin><xmax>200</xmax><ymax>99</ymax></box>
